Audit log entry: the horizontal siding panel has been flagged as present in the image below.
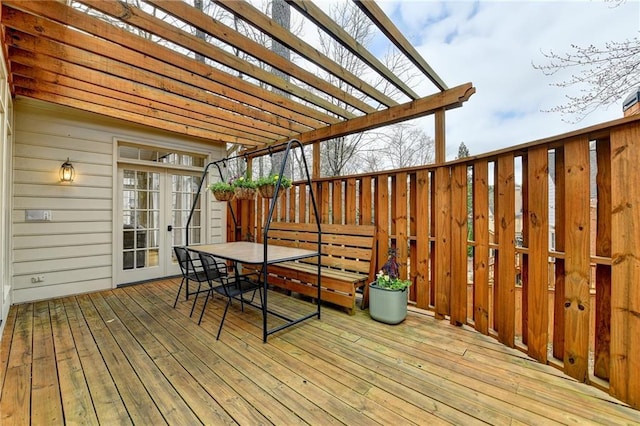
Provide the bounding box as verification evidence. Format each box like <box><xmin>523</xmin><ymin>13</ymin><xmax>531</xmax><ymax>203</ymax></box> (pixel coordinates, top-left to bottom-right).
<box><xmin>15</xmin><ymin>131</ymin><xmax>112</xmax><ymax>155</ymax></box>
<box><xmin>13</xmin><ymin>255</ymin><xmax>112</xmax><ymax>276</ymax></box>
<box><xmin>13</xmin><ymin>157</ymin><xmax>112</xmax><ymax>176</ymax></box>
<box><xmin>12</xmin><ymin>266</ymin><xmax>112</xmax><ymax>290</ymax></box>
<box><xmin>13</xmin><ymin>222</ymin><xmax>111</xmax><ymax>236</ymax></box>
<box><xmin>13</xmin><ymin>233</ymin><xmax>112</xmax><ymax>249</ymax></box>
<box><xmin>13</xmin><ymin>170</ymin><xmax>112</xmax><ymax>188</ymax></box>
<box><xmin>13</xmin><ymin>244</ymin><xmax>112</xmax><ymax>262</ymax></box>
<box><xmin>16</xmin><ymin>113</ymin><xmax>121</xmax><ymax>144</ymax></box>
<box><xmin>14</xmin><ymin>210</ymin><xmax>111</xmax><ymax>223</ymax></box>
<box><xmin>13</xmin><ymin>184</ymin><xmax>112</xmax><ymax>199</ymax></box>
<box><xmin>13</xmin><ymin>197</ymin><xmax>112</xmax><ymax>210</ymax></box>
<box><xmin>14</xmin><ymin>145</ymin><xmax>111</xmax><ymax>166</ymax></box>
<box><xmin>12</xmin><ymin>278</ymin><xmax>112</xmax><ymax>304</ymax></box>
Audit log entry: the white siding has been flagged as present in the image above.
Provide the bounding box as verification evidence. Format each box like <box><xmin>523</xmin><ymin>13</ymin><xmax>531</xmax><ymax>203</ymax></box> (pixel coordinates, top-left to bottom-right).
<box><xmin>0</xmin><ymin>53</ymin><xmax>12</xmax><ymax>334</ymax></box>
<box><xmin>12</xmin><ymin>98</ymin><xmax>226</xmax><ymax>303</ymax></box>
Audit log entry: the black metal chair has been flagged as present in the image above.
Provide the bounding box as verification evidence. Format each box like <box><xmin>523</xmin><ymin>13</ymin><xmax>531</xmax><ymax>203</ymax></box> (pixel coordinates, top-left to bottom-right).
<box><xmin>173</xmin><ymin>246</ymin><xmax>227</xmax><ymax>315</ymax></box>
<box><xmin>197</xmin><ymin>251</ymin><xmax>263</xmax><ymax>339</ymax></box>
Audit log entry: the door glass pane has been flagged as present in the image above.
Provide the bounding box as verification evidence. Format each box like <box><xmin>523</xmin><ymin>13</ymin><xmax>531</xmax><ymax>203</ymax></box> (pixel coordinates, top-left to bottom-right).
<box><xmin>122</xmin><ymin>169</ymin><xmax>160</xmax><ymax>271</ymax></box>
<box><xmin>170</xmin><ymin>173</ymin><xmax>201</xmax><ymax>254</ymax></box>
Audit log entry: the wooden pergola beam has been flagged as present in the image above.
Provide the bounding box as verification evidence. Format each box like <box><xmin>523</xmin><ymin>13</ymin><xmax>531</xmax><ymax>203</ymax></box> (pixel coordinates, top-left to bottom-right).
<box><xmin>144</xmin><ymin>0</ymin><xmax>377</xmax><ymax>114</ymax></box>
<box><xmin>72</xmin><ymin>0</ymin><xmax>351</xmax><ymax>122</ymax></box>
<box><xmin>354</xmin><ymin>0</ymin><xmax>448</xmax><ymax>91</ymax></box>
<box><xmin>213</xmin><ymin>0</ymin><xmax>399</xmax><ymax>108</ymax></box>
<box><xmin>2</xmin><ymin>4</ymin><xmax>331</xmax><ymax>130</ymax></box>
<box><xmin>287</xmin><ymin>0</ymin><xmax>420</xmax><ymax>101</ymax></box>
<box><xmin>296</xmin><ymin>83</ymin><xmax>474</xmax><ymax>145</ymax></box>
<box><xmin>246</xmin><ymin>82</ymin><xmax>475</xmax><ymax>157</ymax></box>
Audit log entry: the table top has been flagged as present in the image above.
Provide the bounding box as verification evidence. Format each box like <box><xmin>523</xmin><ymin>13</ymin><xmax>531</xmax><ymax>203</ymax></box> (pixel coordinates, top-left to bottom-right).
<box><xmin>188</xmin><ymin>241</ymin><xmax>318</xmax><ymax>264</ymax></box>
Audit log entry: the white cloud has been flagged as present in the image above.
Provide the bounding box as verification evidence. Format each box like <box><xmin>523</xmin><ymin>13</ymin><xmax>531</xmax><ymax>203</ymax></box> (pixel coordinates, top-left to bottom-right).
<box><xmin>384</xmin><ymin>0</ymin><xmax>640</xmax><ymax>159</ymax></box>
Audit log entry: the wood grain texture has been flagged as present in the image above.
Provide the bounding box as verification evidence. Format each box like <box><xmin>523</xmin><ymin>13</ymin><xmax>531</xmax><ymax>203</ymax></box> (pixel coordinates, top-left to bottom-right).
<box><xmin>610</xmin><ymin>124</ymin><xmax>640</xmax><ymax>407</ymax></box>
<box><xmin>562</xmin><ymin>137</ymin><xmax>591</xmax><ymax>382</ymax></box>
<box><xmin>525</xmin><ymin>147</ymin><xmax>549</xmax><ymax>362</ymax></box>
<box><xmin>495</xmin><ymin>154</ymin><xmax>516</xmax><ymax>347</ymax></box>
<box><xmin>450</xmin><ymin>164</ymin><xmax>468</xmax><ymax>326</ymax></box>
<box><xmin>4</xmin><ymin>279</ymin><xmax>640</xmax><ymax>424</ymax></box>
<box><xmin>434</xmin><ymin>166</ymin><xmax>451</xmax><ymax>318</ymax></box>
<box><xmin>473</xmin><ymin>161</ymin><xmax>490</xmax><ymax>335</ymax></box>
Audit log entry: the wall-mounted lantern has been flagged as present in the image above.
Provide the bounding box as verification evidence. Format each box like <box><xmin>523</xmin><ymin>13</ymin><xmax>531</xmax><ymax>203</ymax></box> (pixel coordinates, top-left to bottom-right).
<box><xmin>59</xmin><ymin>158</ymin><xmax>75</xmax><ymax>182</ymax></box>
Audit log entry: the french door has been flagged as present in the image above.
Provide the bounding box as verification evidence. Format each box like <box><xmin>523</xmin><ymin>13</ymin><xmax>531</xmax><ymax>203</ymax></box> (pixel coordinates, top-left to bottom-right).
<box><xmin>117</xmin><ymin>167</ymin><xmax>203</xmax><ymax>284</ymax></box>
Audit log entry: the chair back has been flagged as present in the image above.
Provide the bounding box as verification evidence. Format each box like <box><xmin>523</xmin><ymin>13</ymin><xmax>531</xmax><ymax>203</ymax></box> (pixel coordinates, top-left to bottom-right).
<box><xmin>174</xmin><ymin>246</ymin><xmax>197</xmax><ymax>276</ymax></box>
<box><xmin>198</xmin><ymin>252</ymin><xmax>225</xmax><ymax>282</ymax></box>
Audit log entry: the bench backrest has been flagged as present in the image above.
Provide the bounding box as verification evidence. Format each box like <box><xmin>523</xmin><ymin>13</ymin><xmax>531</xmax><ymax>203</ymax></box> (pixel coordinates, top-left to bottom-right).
<box><xmin>266</xmin><ymin>222</ymin><xmax>377</xmax><ymax>278</ymax></box>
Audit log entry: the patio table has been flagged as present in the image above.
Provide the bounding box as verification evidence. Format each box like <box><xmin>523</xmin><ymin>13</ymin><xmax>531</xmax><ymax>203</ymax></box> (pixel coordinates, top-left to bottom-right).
<box><xmin>187</xmin><ymin>241</ymin><xmax>320</xmax><ymax>342</ymax></box>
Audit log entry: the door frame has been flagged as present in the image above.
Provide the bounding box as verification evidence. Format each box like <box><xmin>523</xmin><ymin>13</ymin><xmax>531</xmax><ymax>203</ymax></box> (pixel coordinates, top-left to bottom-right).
<box><xmin>112</xmin><ymin>139</ymin><xmax>213</xmax><ymax>287</ymax></box>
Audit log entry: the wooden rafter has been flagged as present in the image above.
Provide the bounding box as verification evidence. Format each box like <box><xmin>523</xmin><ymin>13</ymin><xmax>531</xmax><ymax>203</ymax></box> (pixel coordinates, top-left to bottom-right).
<box><xmin>0</xmin><ymin>0</ymin><xmax>471</xmax><ymax>151</ymax></box>
<box><xmin>213</xmin><ymin>0</ymin><xmax>399</xmax><ymax>108</ymax></box>
<box><xmin>354</xmin><ymin>0</ymin><xmax>448</xmax><ymax>91</ymax></box>
<box><xmin>287</xmin><ymin>0</ymin><xmax>421</xmax><ymax>100</ymax></box>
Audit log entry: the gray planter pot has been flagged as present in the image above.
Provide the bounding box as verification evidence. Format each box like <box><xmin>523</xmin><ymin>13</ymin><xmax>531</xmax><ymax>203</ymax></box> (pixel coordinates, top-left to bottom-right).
<box><xmin>369</xmin><ymin>282</ymin><xmax>408</xmax><ymax>324</ymax></box>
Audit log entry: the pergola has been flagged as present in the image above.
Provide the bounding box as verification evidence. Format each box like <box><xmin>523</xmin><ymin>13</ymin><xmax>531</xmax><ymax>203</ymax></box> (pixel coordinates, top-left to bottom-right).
<box><xmin>0</xmin><ymin>0</ymin><xmax>474</xmax><ymax>163</ymax></box>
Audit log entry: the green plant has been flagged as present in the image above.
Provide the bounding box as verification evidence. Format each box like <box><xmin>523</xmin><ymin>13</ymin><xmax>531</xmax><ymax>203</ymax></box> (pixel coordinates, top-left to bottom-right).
<box><xmin>374</xmin><ymin>271</ymin><xmax>412</xmax><ymax>290</ymax></box>
<box><xmin>208</xmin><ymin>181</ymin><xmax>234</xmax><ymax>193</ymax></box>
<box><xmin>373</xmin><ymin>248</ymin><xmax>412</xmax><ymax>290</ymax></box>
<box><xmin>231</xmin><ymin>176</ymin><xmax>257</xmax><ymax>189</ymax></box>
<box><xmin>255</xmin><ymin>174</ymin><xmax>292</xmax><ymax>189</ymax></box>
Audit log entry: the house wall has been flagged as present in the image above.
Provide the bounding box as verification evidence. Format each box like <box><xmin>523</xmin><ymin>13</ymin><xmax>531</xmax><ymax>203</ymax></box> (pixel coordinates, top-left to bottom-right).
<box><xmin>12</xmin><ymin>97</ymin><xmax>226</xmax><ymax>303</ymax></box>
<box><xmin>0</xmin><ymin>54</ymin><xmax>13</xmax><ymax>334</ymax></box>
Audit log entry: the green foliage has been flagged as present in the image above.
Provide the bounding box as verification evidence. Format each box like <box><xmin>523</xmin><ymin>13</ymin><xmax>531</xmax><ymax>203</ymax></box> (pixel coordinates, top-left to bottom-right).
<box><xmin>231</xmin><ymin>176</ymin><xmax>257</xmax><ymax>189</ymax></box>
<box><xmin>374</xmin><ymin>270</ymin><xmax>412</xmax><ymax>290</ymax></box>
<box><xmin>255</xmin><ymin>174</ymin><xmax>292</xmax><ymax>188</ymax></box>
<box><xmin>208</xmin><ymin>181</ymin><xmax>234</xmax><ymax>193</ymax></box>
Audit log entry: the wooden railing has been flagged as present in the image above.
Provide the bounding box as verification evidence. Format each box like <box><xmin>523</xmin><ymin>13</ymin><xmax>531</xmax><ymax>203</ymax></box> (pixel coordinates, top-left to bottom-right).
<box><xmin>228</xmin><ymin>115</ymin><xmax>640</xmax><ymax>409</ymax></box>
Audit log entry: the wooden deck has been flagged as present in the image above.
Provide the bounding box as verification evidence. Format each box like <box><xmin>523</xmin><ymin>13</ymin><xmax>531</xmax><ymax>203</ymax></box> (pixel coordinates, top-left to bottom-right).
<box><xmin>1</xmin><ymin>279</ymin><xmax>639</xmax><ymax>425</ymax></box>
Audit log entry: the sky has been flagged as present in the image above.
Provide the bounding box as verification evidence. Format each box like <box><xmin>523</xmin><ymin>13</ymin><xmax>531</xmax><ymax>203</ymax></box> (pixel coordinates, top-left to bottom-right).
<box><xmin>370</xmin><ymin>0</ymin><xmax>640</xmax><ymax>160</ymax></box>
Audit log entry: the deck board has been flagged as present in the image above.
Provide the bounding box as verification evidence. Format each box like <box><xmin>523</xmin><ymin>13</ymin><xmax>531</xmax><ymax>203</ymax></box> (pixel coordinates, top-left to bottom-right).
<box><xmin>2</xmin><ymin>278</ymin><xmax>639</xmax><ymax>425</ymax></box>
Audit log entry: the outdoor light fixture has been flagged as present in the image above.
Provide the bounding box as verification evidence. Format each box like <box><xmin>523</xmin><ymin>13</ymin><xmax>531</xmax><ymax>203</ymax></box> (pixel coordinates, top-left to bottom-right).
<box><xmin>59</xmin><ymin>158</ymin><xmax>75</xmax><ymax>182</ymax></box>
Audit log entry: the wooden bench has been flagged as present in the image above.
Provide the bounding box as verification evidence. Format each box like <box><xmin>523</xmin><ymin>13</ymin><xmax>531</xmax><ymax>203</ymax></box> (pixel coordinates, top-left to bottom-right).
<box><xmin>259</xmin><ymin>222</ymin><xmax>377</xmax><ymax>315</ymax></box>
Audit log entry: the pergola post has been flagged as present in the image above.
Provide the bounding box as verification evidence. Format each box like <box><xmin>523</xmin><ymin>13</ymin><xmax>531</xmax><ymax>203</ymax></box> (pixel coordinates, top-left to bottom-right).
<box><xmin>435</xmin><ymin>108</ymin><xmax>446</xmax><ymax>164</ymax></box>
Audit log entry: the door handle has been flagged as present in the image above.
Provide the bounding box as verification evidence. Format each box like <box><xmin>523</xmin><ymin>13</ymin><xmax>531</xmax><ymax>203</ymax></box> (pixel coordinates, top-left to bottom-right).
<box><xmin>167</xmin><ymin>225</ymin><xmax>173</xmax><ymax>232</ymax></box>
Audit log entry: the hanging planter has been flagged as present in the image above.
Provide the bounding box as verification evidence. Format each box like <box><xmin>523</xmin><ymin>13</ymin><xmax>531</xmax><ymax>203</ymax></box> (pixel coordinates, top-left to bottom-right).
<box><xmin>208</xmin><ymin>182</ymin><xmax>235</xmax><ymax>202</ymax></box>
<box><xmin>231</xmin><ymin>176</ymin><xmax>257</xmax><ymax>200</ymax></box>
<box><xmin>234</xmin><ymin>187</ymin><xmax>256</xmax><ymax>200</ymax></box>
<box><xmin>256</xmin><ymin>174</ymin><xmax>292</xmax><ymax>199</ymax></box>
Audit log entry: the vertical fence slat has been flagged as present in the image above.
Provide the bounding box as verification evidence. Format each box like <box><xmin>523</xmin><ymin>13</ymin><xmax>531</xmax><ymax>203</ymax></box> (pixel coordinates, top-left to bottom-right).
<box><xmin>321</xmin><ymin>181</ymin><xmax>330</xmax><ymax>224</ymax></box>
<box><xmin>473</xmin><ymin>161</ymin><xmax>489</xmax><ymax>335</ymax></box>
<box><xmin>299</xmin><ymin>184</ymin><xmax>307</xmax><ymax>224</ymax></box>
<box><xmin>332</xmin><ymin>180</ymin><xmax>342</xmax><ymax>224</ymax></box>
<box><xmin>376</xmin><ymin>175</ymin><xmax>389</xmax><ymax>269</ymax></box>
<box><xmin>345</xmin><ymin>178</ymin><xmax>357</xmax><ymax>225</ymax></box>
<box><xmin>361</xmin><ymin>176</ymin><xmax>372</xmax><ymax>225</ymax></box>
<box><xmin>563</xmin><ymin>137</ymin><xmax>591</xmax><ymax>382</ymax></box>
<box><xmin>409</xmin><ymin>173</ymin><xmax>417</xmax><ymax>304</ymax></box>
<box><xmin>521</xmin><ymin>154</ymin><xmax>529</xmax><ymax>347</ymax></box>
<box><xmin>526</xmin><ymin>146</ymin><xmax>549</xmax><ymax>362</ymax></box>
<box><xmin>610</xmin><ymin>125</ymin><xmax>640</xmax><ymax>408</ymax></box>
<box><xmin>496</xmin><ymin>154</ymin><xmax>516</xmax><ymax>347</ymax></box>
<box><xmin>451</xmin><ymin>164</ymin><xmax>468</xmax><ymax>326</ymax></box>
<box><xmin>415</xmin><ymin>170</ymin><xmax>430</xmax><ymax>309</ymax></box>
<box><xmin>553</xmin><ymin>149</ymin><xmax>566</xmax><ymax>360</ymax></box>
<box><xmin>434</xmin><ymin>166</ymin><xmax>451</xmax><ymax>319</ymax></box>
<box><xmin>594</xmin><ymin>138</ymin><xmax>611</xmax><ymax>381</ymax></box>
<box><xmin>395</xmin><ymin>173</ymin><xmax>408</xmax><ymax>281</ymax></box>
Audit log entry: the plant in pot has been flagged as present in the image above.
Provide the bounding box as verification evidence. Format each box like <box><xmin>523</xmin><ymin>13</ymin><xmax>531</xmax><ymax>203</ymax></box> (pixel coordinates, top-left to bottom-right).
<box><xmin>208</xmin><ymin>181</ymin><xmax>235</xmax><ymax>202</ymax></box>
<box><xmin>255</xmin><ymin>174</ymin><xmax>292</xmax><ymax>198</ymax></box>
<box><xmin>232</xmin><ymin>176</ymin><xmax>257</xmax><ymax>200</ymax></box>
<box><xmin>369</xmin><ymin>249</ymin><xmax>412</xmax><ymax>324</ymax></box>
